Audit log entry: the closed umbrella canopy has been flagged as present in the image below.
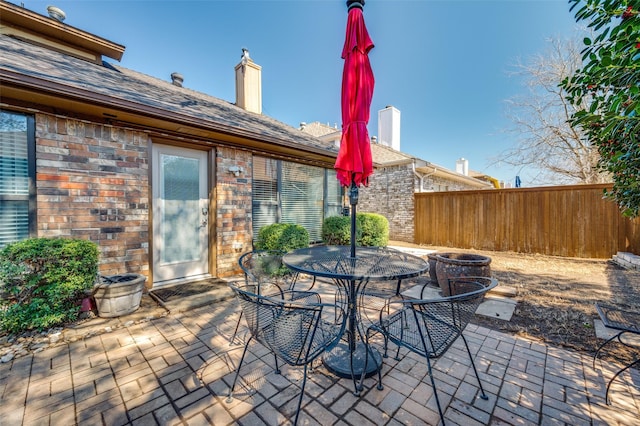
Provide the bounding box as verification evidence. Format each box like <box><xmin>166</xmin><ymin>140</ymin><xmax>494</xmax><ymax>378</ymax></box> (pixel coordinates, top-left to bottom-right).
<box><xmin>335</xmin><ymin>0</ymin><xmax>375</xmax><ymax>188</ymax></box>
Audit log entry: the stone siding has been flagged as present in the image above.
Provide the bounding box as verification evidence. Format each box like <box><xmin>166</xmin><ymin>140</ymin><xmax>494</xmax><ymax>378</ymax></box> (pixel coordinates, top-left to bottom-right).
<box><xmin>359</xmin><ymin>165</ymin><xmax>415</xmax><ymax>242</ymax></box>
<box><xmin>35</xmin><ymin>113</ymin><xmax>150</xmax><ymax>278</ymax></box>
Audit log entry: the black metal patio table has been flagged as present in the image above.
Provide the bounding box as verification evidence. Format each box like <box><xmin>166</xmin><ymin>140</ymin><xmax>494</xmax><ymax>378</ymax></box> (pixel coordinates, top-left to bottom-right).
<box><xmin>283</xmin><ymin>245</ymin><xmax>428</xmax><ymax>393</ymax></box>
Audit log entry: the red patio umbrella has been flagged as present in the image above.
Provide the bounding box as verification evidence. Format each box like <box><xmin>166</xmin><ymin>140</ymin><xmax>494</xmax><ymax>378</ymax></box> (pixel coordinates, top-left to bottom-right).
<box><xmin>335</xmin><ymin>0</ymin><xmax>374</xmax><ymax>257</ymax></box>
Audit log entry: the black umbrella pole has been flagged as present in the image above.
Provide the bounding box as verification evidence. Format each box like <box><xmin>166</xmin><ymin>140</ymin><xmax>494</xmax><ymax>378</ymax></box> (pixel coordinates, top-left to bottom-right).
<box><xmin>349</xmin><ymin>178</ymin><xmax>358</xmax><ymax>258</ymax></box>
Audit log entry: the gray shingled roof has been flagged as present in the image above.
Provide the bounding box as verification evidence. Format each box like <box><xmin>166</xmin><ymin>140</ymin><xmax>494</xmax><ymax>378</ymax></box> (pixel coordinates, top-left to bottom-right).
<box><xmin>0</xmin><ymin>35</ymin><xmax>335</xmax><ymax>154</ymax></box>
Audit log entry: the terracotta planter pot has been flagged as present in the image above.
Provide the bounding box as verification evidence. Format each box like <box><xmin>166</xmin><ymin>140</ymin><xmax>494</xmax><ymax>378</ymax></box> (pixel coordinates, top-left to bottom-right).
<box><xmin>435</xmin><ymin>253</ymin><xmax>491</xmax><ymax>296</ymax></box>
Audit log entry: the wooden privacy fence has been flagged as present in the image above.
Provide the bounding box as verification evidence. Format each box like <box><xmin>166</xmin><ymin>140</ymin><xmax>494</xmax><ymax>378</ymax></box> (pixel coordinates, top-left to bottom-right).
<box><xmin>414</xmin><ymin>184</ymin><xmax>640</xmax><ymax>259</ymax></box>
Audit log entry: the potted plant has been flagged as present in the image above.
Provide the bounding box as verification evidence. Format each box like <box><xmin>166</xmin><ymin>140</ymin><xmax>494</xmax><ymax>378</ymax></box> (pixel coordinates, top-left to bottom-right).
<box><xmin>434</xmin><ymin>252</ymin><xmax>492</xmax><ymax>296</ymax></box>
<box><xmin>93</xmin><ymin>273</ymin><xmax>147</xmax><ymax>317</ymax></box>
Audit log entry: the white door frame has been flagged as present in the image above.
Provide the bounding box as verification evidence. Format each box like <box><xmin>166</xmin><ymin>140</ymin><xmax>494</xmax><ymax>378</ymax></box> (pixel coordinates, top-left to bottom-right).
<box><xmin>152</xmin><ymin>145</ymin><xmax>209</xmax><ymax>286</ymax></box>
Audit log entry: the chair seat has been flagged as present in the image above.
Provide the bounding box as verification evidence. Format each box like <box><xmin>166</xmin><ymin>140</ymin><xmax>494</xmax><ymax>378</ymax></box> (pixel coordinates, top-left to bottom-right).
<box><xmin>264</xmin><ymin>310</ymin><xmax>345</xmax><ymax>366</ymax></box>
<box><xmin>379</xmin><ymin>308</ymin><xmax>461</xmax><ymax>359</ymax></box>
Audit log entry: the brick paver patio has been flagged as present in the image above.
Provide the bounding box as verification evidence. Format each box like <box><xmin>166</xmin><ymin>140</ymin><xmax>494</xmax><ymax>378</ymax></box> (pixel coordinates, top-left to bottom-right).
<box><xmin>1</xmin><ymin>280</ymin><xmax>639</xmax><ymax>425</ymax></box>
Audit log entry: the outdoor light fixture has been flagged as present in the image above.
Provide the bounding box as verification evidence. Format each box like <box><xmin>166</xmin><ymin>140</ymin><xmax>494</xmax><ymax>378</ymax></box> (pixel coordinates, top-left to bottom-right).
<box><xmin>228</xmin><ymin>166</ymin><xmax>244</xmax><ymax>177</ymax></box>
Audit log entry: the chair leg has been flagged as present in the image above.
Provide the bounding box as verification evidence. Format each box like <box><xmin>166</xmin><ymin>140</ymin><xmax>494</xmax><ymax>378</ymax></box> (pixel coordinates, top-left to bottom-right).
<box><xmin>229</xmin><ymin>310</ymin><xmax>244</xmax><ymax>346</ymax></box>
<box><xmin>226</xmin><ymin>335</ymin><xmax>253</xmax><ymax>403</ymax></box>
<box><xmin>293</xmin><ymin>363</ymin><xmax>310</xmax><ymax>426</ymax></box>
<box><xmin>273</xmin><ymin>353</ymin><xmax>280</xmax><ymax>375</ymax></box>
<box><xmin>605</xmin><ymin>358</ymin><xmax>640</xmax><ymax>405</ymax></box>
<box><xmin>425</xmin><ymin>356</ymin><xmax>446</xmax><ymax>425</ymax></box>
<box><xmin>460</xmin><ymin>333</ymin><xmax>488</xmax><ymax>400</ymax></box>
<box><xmin>593</xmin><ymin>332</ymin><xmax>621</xmax><ymax>369</ymax></box>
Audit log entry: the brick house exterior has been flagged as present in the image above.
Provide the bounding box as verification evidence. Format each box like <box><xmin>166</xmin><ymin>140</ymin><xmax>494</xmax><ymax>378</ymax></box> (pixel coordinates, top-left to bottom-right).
<box><xmin>302</xmin><ymin>122</ymin><xmax>494</xmax><ymax>243</ymax></box>
<box><xmin>0</xmin><ymin>2</ymin><xmax>339</xmax><ymax>287</ymax></box>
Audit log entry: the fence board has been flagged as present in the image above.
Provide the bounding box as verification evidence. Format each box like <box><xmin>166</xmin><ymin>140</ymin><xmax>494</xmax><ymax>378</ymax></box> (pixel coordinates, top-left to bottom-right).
<box><xmin>414</xmin><ymin>184</ymin><xmax>640</xmax><ymax>258</ymax></box>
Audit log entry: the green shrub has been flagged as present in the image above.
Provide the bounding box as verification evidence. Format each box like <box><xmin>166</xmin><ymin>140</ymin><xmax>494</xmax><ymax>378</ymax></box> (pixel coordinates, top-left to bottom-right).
<box><xmin>0</xmin><ymin>238</ymin><xmax>99</xmax><ymax>333</ymax></box>
<box><xmin>321</xmin><ymin>215</ymin><xmax>354</xmax><ymax>245</ymax></box>
<box><xmin>322</xmin><ymin>213</ymin><xmax>389</xmax><ymax>247</ymax></box>
<box><xmin>358</xmin><ymin>213</ymin><xmax>389</xmax><ymax>247</ymax></box>
<box><xmin>255</xmin><ymin>223</ymin><xmax>310</xmax><ymax>252</ymax></box>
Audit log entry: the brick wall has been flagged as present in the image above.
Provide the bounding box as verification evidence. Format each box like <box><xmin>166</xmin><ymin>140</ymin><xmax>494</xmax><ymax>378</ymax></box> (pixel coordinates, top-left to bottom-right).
<box><xmin>359</xmin><ymin>164</ymin><xmax>415</xmax><ymax>242</ymax></box>
<box><xmin>422</xmin><ymin>175</ymin><xmax>475</xmax><ymax>192</ymax></box>
<box><xmin>35</xmin><ymin>113</ymin><xmax>150</xmax><ymax>278</ymax></box>
<box><xmin>215</xmin><ymin>147</ymin><xmax>253</xmax><ymax>277</ymax></box>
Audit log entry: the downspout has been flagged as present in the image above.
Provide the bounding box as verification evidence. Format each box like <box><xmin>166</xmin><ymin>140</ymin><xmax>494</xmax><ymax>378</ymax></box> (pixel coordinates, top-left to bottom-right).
<box><xmin>412</xmin><ymin>160</ymin><xmax>436</xmax><ymax>192</ymax></box>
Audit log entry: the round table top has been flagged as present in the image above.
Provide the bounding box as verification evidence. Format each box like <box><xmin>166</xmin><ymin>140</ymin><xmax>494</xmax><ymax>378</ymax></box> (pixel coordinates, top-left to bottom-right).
<box><xmin>283</xmin><ymin>245</ymin><xmax>428</xmax><ymax>281</ymax></box>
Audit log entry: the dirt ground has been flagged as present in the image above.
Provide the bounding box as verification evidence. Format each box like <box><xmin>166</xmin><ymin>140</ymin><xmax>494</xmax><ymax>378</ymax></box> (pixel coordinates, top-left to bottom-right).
<box><xmin>417</xmin><ymin>244</ymin><xmax>640</xmax><ymax>363</ymax></box>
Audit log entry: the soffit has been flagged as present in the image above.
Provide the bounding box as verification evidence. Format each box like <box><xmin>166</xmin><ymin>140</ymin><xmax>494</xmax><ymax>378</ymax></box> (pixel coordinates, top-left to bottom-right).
<box><xmin>0</xmin><ymin>1</ymin><xmax>125</xmax><ymax>61</ymax></box>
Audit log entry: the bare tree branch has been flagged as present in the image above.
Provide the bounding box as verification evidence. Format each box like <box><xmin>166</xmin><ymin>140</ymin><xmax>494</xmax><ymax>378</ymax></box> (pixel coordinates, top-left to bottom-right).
<box><xmin>493</xmin><ymin>36</ymin><xmax>611</xmax><ymax>185</ymax></box>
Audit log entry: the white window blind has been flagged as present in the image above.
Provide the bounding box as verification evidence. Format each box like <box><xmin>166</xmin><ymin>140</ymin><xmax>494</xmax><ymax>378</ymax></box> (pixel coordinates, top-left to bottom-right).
<box><xmin>282</xmin><ymin>162</ymin><xmax>324</xmax><ymax>242</ymax></box>
<box><xmin>0</xmin><ymin>111</ymin><xmax>30</xmax><ymax>248</ymax></box>
<box><xmin>326</xmin><ymin>170</ymin><xmax>344</xmax><ymax>218</ymax></box>
<box><xmin>252</xmin><ymin>156</ymin><xmax>279</xmax><ymax>238</ymax></box>
<box><xmin>252</xmin><ymin>157</ymin><xmax>340</xmax><ymax>244</ymax></box>
<box><xmin>0</xmin><ymin>113</ymin><xmax>28</xmax><ymax>196</ymax></box>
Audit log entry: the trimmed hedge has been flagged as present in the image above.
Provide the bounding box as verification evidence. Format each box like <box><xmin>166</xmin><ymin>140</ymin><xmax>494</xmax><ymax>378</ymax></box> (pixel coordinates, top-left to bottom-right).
<box><xmin>0</xmin><ymin>238</ymin><xmax>99</xmax><ymax>333</ymax></box>
<box><xmin>322</xmin><ymin>213</ymin><xmax>389</xmax><ymax>247</ymax></box>
<box><xmin>255</xmin><ymin>223</ymin><xmax>310</xmax><ymax>252</ymax></box>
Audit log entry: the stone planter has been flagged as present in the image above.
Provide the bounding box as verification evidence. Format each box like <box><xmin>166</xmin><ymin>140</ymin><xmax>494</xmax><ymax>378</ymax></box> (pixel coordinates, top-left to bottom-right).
<box><xmin>93</xmin><ymin>274</ymin><xmax>146</xmax><ymax>318</ymax></box>
<box><xmin>435</xmin><ymin>253</ymin><xmax>491</xmax><ymax>296</ymax></box>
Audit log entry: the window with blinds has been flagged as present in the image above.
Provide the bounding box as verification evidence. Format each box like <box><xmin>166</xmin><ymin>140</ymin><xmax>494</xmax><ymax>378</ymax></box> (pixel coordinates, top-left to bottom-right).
<box><xmin>252</xmin><ymin>157</ymin><xmax>279</xmax><ymax>237</ymax></box>
<box><xmin>252</xmin><ymin>156</ymin><xmax>345</xmax><ymax>243</ymax></box>
<box><xmin>0</xmin><ymin>110</ymin><xmax>34</xmax><ymax>248</ymax></box>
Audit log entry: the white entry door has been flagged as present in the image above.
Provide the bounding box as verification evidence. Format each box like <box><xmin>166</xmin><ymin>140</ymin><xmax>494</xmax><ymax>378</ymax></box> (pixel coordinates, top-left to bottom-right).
<box><xmin>152</xmin><ymin>145</ymin><xmax>209</xmax><ymax>284</ymax></box>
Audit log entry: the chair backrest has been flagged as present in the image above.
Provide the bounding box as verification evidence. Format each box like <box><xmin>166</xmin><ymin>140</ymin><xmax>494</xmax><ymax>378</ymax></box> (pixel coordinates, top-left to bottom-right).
<box><xmin>238</xmin><ymin>250</ymin><xmax>295</xmax><ymax>291</ymax></box>
<box><xmin>228</xmin><ymin>282</ymin><xmax>345</xmax><ymax>366</ymax></box>
<box><xmin>406</xmin><ymin>276</ymin><xmax>497</xmax><ymax>358</ymax></box>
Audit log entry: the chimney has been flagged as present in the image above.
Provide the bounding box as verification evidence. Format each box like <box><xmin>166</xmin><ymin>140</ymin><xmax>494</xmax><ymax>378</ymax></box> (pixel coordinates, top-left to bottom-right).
<box><xmin>377</xmin><ymin>106</ymin><xmax>401</xmax><ymax>151</ymax></box>
<box><xmin>171</xmin><ymin>72</ymin><xmax>184</xmax><ymax>87</ymax></box>
<box><xmin>235</xmin><ymin>48</ymin><xmax>262</xmax><ymax>114</ymax></box>
<box><xmin>455</xmin><ymin>158</ymin><xmax>469</xmax><ymax>176</ymax></box>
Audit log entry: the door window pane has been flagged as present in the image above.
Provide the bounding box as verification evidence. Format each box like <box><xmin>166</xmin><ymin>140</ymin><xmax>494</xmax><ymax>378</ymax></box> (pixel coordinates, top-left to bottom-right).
<box><xmin>161</xmin><ymin>154</ymin><xmax>200</xmax><ymax>263</ymax></box>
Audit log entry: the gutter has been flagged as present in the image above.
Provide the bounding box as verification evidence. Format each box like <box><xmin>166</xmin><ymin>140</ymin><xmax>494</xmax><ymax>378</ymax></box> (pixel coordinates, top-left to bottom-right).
<box><xmin>412</xmin><ymin>161</ymin><xmax>437</xmax><ymax>193</ymax></box>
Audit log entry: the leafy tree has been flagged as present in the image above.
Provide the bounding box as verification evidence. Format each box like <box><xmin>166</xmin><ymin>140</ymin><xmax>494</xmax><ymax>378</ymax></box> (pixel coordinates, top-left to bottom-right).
<box><xmin>498</xmin><ymin>37</ymin><xmax>609</xmax><ymax>185</ymax></box>
<box><xmin>562</xmin><ymin>0</ymin><xmax>640</xmax><ymax>217</ymax></box>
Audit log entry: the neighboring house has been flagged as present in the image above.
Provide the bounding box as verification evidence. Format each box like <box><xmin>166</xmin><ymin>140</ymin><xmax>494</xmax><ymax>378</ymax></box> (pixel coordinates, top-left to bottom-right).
<box><xmin>301</xmin><ymin>117</ymin><xmax>494</xmax><ymax>242</ymax></box>
<box><xmin>0</xmin><ymin>2</ymin><xmax>343</xmax><ymax>287</ymax></box>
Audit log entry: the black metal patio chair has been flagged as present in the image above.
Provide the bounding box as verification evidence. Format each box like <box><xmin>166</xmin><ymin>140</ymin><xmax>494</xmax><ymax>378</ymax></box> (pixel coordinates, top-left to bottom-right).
<box><xmin>593</xmin><ymin>302</ymin><xmax>640</xmax><ymax>404</ymax></box>
<box><xmin>226</xmin><ymin>282</ymin><xmax>346</xmax><ymax>426</ymax></box>
<box><xmin>363</xmin><ymin>276</ymin><xmax>498</xmax><ymax>425</ymax></box>
<box><xmin>230</xmin><ymin>250</ymin><xmax>317</xmax><ymax>345</ymax></box>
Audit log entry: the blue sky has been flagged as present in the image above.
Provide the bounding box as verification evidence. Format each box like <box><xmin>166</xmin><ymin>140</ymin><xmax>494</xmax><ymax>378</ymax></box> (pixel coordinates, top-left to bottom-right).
<box><xmin>25</xmin><ymin>0</ymin><xmax>582</xmax><ymax>186</ymax></box>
